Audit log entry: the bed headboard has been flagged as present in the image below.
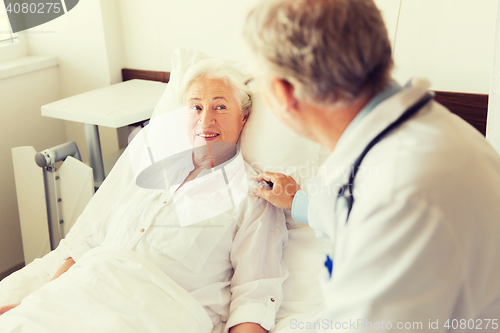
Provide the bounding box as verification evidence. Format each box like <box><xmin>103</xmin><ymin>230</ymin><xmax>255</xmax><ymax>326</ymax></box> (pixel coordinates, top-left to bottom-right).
<box><xmin>434</xmin><ymin>91</ymin><xmax>489</xmax><ymax>136</ymax></box>
<box><xmin>122</xmin><ymin>68</ymin><xmax>489</xmax><ymax>136</ymax></box>
<box><xmin>122</xmin><ymin>68</ymin><xmax>170</xmax><ymax>83</ymax></box>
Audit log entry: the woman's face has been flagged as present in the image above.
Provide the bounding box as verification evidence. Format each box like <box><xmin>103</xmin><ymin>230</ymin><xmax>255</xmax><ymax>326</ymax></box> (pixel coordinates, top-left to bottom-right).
<box><xmin>185</xmin><ymin>77</ymin><xmax>247</xmax><ymax>147</ymax></box>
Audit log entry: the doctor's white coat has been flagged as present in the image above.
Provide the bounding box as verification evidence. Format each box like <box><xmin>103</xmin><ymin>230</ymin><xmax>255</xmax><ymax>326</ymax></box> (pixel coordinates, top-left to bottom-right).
<box><xmin>305</xmin><ymin>79</ymin><xmax>500</xmax><ymax>332</ymax></box>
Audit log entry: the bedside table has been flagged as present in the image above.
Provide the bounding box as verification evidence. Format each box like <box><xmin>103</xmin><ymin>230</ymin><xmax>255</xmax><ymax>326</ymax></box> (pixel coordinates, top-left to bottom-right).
<box><xmin>42</xmin><ymin>79</ymin><xmax>167</xmax><ymax>187</ymax></box>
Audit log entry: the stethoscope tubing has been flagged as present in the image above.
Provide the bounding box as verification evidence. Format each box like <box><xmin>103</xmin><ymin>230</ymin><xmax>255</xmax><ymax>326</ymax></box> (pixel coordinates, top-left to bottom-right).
<box><xmin>338</xmin><ymin>91</ymin><xmax>435</xmax><ymax>223</ymax></box>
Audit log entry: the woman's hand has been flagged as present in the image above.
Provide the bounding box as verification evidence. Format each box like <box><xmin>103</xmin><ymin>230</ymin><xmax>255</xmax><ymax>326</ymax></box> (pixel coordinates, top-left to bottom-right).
<box><xmin>0</xmin><ymin>257</ymin><xmax>76</xmax><ymax>316</ymax></box>
<box><xmin>50</xmin><ymin>257</ymin><xmax>75</xmax><ymax>281</ymax></box>
<box><xmin>251</xmin><ymin>172</ymin><xmax>300</xmax><ymax>210</ymax></box>
<box><xmin>229</xmin><ymin>322</ymin><xmax>267</xmax><ymax>333</ymax></box>
<box><xmin>0</xmin><ymin>303</ymin><xmax>20</xmax><ymax>315</ymax></box>
<box><xmin>0</xmin><ymin>258</ymin><xmax>76</xmax><ymax>316</ymax></box>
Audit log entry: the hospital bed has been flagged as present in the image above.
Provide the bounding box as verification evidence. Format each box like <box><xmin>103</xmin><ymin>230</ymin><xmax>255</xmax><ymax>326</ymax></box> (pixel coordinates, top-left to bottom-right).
<box><xmin>0</xmin><ymin>48</ymin><xmax>330</xmax><ymax>332</ymax></box>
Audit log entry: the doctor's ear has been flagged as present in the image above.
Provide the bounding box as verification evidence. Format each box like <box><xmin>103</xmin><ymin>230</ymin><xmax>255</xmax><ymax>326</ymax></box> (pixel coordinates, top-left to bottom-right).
<box><xmin>270</xmin><ymin>76</ymin><xmax>298</xmax><ymax>111</ymax></box>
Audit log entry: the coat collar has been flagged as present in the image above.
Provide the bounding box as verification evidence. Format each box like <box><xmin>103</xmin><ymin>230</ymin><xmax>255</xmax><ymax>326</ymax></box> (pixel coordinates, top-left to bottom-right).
<box><xmin>318</xmin><ymin>78</ymin><xmax>432</xmax><ymax>184</ymax></box>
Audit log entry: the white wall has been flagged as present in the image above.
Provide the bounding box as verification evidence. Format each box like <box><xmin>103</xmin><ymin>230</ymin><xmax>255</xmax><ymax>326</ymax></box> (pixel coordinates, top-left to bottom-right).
<box><xmin>487</xmin><ymin>3</ymin><xmax>500</xmax><ymax>153</ymax></box>
<box><xmin>118</xmin><ymin>0</ymin><xmax>163</xmax><ymax>71</ymax></box>
<box><xmin>26</xmin><ymin>0</ymin><xmax>126</xmax><ymax>162</ymax></box>
<box><xmin>0</xmin><ymin>0</ymin><xmax>126</xmax><ymax>274</ymax></box>
<box><xmin>0</xmin><ymin>66</ymin><xmax>66</xmax><ymax>273</ymax></box>
<box><xmin>119</xmin><ymin>0</ymin><xmax>257</xmax><ymax>71</ymax></box>
<box><xmin>100</xmin><ymin>0</ymin><xmax>126</xmax><ymax>85</ymax></box>
<box><xmin>374</xmin><ymin>0</ymin><xmax>401</xmax><ymax>50</ymax></box>
<box><xmin>392</xmin><ymin>0</ymin><xmax>498</xmax><ymax>93</ymax></box>
<box><xmin>0</xmin><ymin>35</ymin><xmax>28</xmax><ymax>63</ymax></box>
<box><xmin>120</xmin><ymin>0</ymin><xmax>497</xmax><ymax>94</ymax></box>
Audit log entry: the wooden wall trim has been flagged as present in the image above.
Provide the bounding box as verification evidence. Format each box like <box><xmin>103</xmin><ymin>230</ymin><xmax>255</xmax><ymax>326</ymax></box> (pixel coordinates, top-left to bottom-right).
<box><xmin>434</xmin><ymin>91</ymin><xmax>488</xmax><ymax>136</ymax></box>
<box><xmin>122</xmin><ymin>68</ymin><xmax>170</xmax><ymax>83</ymax></box>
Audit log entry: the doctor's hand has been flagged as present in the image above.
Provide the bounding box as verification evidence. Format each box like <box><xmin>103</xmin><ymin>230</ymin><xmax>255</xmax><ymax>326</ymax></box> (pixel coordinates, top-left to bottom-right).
<box><xmin>252</xmin><ymin>172</ymin><xmax>301</xmax><ymax>210</ymax></box>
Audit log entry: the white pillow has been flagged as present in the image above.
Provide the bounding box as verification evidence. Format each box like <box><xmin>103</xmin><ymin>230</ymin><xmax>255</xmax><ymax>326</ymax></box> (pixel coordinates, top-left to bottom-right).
<box><xmin>151</xmin><ymin>48</ymin><xmax>321</xmax><ymax>186</ymax></box>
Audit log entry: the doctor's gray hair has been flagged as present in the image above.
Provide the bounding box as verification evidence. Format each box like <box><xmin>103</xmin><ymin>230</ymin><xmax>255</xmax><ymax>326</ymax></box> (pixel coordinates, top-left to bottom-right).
<box><xmin>243</xmin><ymin>0</ymin><xmax>393</xmax><ymax>106</ymax></box>
<box><xmin>179</xmin><ymin>59</ymin><xmax>252</xmax><ymax>117</ymax></box>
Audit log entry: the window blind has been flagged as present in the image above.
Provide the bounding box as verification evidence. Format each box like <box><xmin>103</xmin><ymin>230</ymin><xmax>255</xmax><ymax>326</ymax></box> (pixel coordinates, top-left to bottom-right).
<box><xmin>0</xmin><ymin>1</ymin><xmax>16</xmax><ymax>45</ymax></box>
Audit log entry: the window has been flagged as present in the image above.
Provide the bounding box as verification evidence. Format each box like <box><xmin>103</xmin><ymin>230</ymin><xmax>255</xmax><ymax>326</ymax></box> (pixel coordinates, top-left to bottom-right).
<box><xmin>0</xmin><ymin>1</ymin><xmax>17</xmax><ymax>45</ymax></box>
<box><xmin>0</xmin><ymin>1</ymin><xmax>27</xmax><ymax>63</ymax></box>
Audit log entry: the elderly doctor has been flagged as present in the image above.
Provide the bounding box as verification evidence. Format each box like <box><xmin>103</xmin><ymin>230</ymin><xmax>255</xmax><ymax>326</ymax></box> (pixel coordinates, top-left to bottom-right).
<box><xmin>245</xmin><ymin>0</ymin><xmax>500</xmax><ymax>331</ymax></box>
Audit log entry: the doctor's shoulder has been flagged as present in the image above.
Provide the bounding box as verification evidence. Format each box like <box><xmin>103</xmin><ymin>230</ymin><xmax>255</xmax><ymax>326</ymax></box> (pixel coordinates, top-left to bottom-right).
<box><xmin>351</xmin><ymin>101</ymin><xmax>500</xmax><ymax>214</ymax></box>
<box><xmin>399</xmin><ymin>102</ymin><xmax>500</xmax><ymax>187</ymax></box>
<box><xmin>393</xmin><ymin>102</ymin><xmax>499</xmax><ymax>209</ymax></box>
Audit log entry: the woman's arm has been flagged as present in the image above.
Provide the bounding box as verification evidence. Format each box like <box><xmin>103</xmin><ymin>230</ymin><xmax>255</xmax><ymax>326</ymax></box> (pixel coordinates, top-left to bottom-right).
<box><xmin>0</xmin><ymin>257</ymin><xmax>75</xmax><ymax>315</ymax></box>
<box><xmin>0</xmin><ymin>147</ymin><xmax>134</xmax><ymax>316</ymax></box>
<box><xmin>50</xmin><ymin>257</ymin><xmax>75</xmax><ymax>281</ymax></box>
<box><xmin>0</xmin><ymin>303</ymin><xmax>20</xmax><ymax>315</ymax></box>
<box><xmin>225</xmin><ymin>194</ymin><xmax>288</xmax><ymax>332</ymax></box>
<box><xmin>230</xmin><ymin>322</ymin><xmax>267</xmax><ymax>333</ymax></box>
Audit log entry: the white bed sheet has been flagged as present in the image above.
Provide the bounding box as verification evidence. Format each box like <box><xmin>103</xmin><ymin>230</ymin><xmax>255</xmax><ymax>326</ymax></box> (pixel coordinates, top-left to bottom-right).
<box><xmin>0</xmin><ymin>216</ymin><xmax>327</xmax><ymax>333</ymax></box>
<box><xmin>0</xmin><ymin>247</ymin><xmax>213</xmax><ymax>333</ymax></box>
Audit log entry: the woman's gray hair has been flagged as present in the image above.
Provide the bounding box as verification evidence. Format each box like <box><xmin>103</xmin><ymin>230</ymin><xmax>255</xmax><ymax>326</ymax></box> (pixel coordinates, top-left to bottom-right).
<box><xmin>179</xmin><ymin>59</ymin><xmax>252</xmax><ymax>117</ymax></box>
<box><xmin>243</xmin><ymin>0</ymin><xmax>393</xmax><ymax>106</ymax></box>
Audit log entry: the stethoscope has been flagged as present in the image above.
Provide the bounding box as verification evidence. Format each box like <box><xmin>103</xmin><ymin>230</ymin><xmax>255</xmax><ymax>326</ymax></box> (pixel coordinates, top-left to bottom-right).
<box><xmin>337</xmin><ymin>91</ymin><xmax>435</xmax><ymax>224</ymax></box>
<box><xmin>323</xmin><ymin>92</ymin><xmax>435</xmax><ymax>278</ymax></box>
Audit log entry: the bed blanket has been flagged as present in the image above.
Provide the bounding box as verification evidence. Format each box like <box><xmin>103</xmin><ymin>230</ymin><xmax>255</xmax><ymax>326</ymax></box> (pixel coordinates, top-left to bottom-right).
<box><xmin>0</xmin><ymin>247</ymin><xmax>213</xmax><ymax>333</ymax></box>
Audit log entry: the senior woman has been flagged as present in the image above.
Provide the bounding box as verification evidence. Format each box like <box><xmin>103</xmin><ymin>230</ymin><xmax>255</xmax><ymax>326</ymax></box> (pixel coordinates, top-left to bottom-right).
<box><xmin>0</xmin><ymin>59</ymin><xmax>287</xmax><ymax>333</ymax></box>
